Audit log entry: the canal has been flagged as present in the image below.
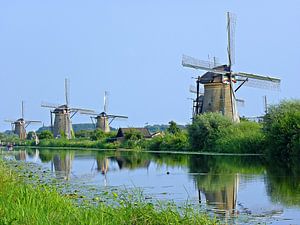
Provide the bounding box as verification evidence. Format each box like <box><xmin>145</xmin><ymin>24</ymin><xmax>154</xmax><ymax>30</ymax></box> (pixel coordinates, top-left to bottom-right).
<box><xmin>1</xmin><ymin>148</ymin><xmax>300</xmax><ymax>224</ymax></box>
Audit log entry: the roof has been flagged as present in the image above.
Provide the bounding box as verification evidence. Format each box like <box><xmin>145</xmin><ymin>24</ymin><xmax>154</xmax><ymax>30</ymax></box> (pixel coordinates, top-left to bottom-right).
<box><xmin>199</xmin><ymin>65</ymin><xmax>230</xmax><ymax>84</ymax></box>
<box><xmin>116</xmin><ymin>128</ymin><xmax>152</xmax><ymax>138</ymax></box>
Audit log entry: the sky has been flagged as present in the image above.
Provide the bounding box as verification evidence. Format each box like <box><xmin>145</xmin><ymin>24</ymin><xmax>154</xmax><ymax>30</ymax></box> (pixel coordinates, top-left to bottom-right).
<box><xmin>0</xmin><ymin>1</ymin><xmax>299</xmax><ymax>131</ymax></box>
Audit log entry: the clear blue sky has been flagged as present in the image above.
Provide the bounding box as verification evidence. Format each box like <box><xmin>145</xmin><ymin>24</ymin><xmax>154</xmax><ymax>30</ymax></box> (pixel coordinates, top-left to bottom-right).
<box><xmin>0</xmin><ymin>1</ymin><xmax>299</xmax><ymax>131</ymax></box>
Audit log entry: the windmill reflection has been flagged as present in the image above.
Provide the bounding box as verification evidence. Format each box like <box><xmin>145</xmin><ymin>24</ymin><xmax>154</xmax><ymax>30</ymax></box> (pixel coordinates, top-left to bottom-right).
<box><xmin>190</xmin><ymin>155</ymin><xmax>240</xmax><ymax>217</ymax></box>
<box><xmin>15</xmin><ymin>150</ymin><xmax>27</xmax><ymax>161</ymax></box>
<box><xmin>52</xmin><ymin>152</ymin><xmax>74</xmax><ymax>180</ymax></box>
<box><xmin>197</xmin><ymin>173</ymin><xmax>239</xmax><ymax>217</ymax></box>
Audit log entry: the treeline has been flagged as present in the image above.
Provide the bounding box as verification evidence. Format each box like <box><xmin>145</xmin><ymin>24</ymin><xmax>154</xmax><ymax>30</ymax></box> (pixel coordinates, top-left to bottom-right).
<box><xmin>2</xmin><ymin>100</ymin><xmax>299</xmax><ymax>157</ymax></box>
<box><xmin>146</xmin><ymin>99</ymin><xmax>300</xmax><ymax>156</ymax></box>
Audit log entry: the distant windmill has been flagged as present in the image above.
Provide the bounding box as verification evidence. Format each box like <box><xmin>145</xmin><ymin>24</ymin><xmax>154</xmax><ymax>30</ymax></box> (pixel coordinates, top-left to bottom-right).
<box><xmin>5</xmin><ymin>101</ymin><xmax>41</xmax><ymax>140</ymax></box>
<box><xmin>182</xmin><ymin>12</ymin><xmax>281</xmax><ymax>122</ymax></box>
<box><xmin>41</xmin><ymin>78</ymin><xmax>94</xmax><ymax>139</ymax></box>
<box><xmin>81</xmin><ymin>91</ymin><xmax>128</xmax><ymax>133</ymax></box>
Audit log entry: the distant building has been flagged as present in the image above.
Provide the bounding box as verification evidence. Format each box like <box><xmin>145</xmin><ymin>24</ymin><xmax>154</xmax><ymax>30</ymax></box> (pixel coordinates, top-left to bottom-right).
<box><xmin>116</xmin><ymin>128</ymin><xmax>152</xmax><ymax>141</ymax></box>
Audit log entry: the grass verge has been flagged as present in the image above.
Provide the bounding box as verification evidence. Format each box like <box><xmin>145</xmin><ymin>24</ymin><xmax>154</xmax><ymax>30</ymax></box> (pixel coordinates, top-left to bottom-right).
<box><xmin>0</xmin><ymin>160</ymin><xmax>217</xmax><ymax>225</ymax></box>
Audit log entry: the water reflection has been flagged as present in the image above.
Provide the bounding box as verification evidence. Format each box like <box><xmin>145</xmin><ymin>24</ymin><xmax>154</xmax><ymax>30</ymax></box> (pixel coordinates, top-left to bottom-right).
<box><xmin>52</xmin><ymin>152</ymin><xmax>74</xmax><ymax>180</ymax></box>
<box><xmin>3</xmin><ymin>148</ymin><xmax>300</xmax><ymax>223</ymax></box>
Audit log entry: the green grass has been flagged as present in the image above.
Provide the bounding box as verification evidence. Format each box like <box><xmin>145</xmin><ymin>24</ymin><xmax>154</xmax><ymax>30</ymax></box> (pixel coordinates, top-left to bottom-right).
<box><xmin>0</xmin><ymin>160</ymin><xmax>217</xmax><ymax>225</ymax></box>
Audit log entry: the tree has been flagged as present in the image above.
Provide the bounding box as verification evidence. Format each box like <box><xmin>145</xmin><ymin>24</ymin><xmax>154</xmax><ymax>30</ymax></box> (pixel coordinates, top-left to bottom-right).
<box><xmin>38</xmin><ymin>130</ymin><xmax>54</xmax><ymax>140</ymax></box>
<box><xmin>124</xmin><ymin>129</ymin><xmax>143</xmax><ymax>141</ymax></box>
<box><xmin>263</xmin><ymin>100</ymin><xmax>300</xmax><ymax>156</ymax></box>
<box><xmin>90</xmin><ymin>129</ymin><xmax>106</xmax><ymax>141</ymax></box>
<box><xmin>188</xmin><ymin>113</ymin><xmax>232</xmax><ymax>151</ymax></box>
<box><xmin>167</xmin><ymin>121</ymin><xmax>181</xmax><ymax>134</ymax></box>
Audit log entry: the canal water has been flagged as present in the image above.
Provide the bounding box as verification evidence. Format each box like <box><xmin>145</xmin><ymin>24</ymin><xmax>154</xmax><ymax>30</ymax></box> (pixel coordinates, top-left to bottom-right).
<box><xmin>1</xmin><ymin>148</ymin><xmax>300</xmax><ymax>224</ymax></box>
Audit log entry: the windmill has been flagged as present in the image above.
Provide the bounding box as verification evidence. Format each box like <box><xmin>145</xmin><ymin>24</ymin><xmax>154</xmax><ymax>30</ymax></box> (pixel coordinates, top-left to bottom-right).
<box><xmin>5</xmin><ymin>101</ymin><xmax>41</xmax><ymax>140</ymax></box>
<box><xmin>41</xmin><ymin>78</ymin><xmax>94</xmax><ymax>139</ymax></box>
<box><xmin>81</xmin><ymin>91</ymin><xmax>128</xmax><ymax>133</ymax></box>
<box><xmin>182</xmin><ymin>12</ymin><xmax>281</xmax><ymax>122</ymax></box>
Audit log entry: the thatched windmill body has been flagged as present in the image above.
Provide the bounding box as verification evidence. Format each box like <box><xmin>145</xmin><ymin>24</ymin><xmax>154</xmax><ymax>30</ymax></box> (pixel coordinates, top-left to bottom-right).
<box><xmin>182</xmin><ymin>12</ymin><xmax>281</xmax><ymax>122</ymax></box>
<box><xmin>81</xmin><ymin>91</ymin><xmax>128</xmax><ymax>133</ymax></box>
<box><xmin>5</xmin><ymin>101</ymin><xmax>41</xmax><ymax>139</ymax></box>
<box><xmin>42</xmin><ymin>79</ymin><xmax>94</xmax><ymax>139</ymax></box>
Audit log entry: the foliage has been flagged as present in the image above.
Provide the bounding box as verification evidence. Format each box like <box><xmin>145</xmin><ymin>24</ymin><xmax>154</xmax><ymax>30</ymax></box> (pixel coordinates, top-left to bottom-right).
<box><xmin>124</xmin><ymin>129</ymin><xmax>143</xmax><ymax>141</ymax></box>
<box><xmin>167</xmin><ymin>121</ymin><xmax>181</xmax><ymax>134</ymax></box>
<box><xmin>188</xmin><ymin>113</ymin><xmax>232</xmax><ymax>151</ymax></box>
<box><xmin>90</xmin><ymin>129</ymin><xmax>106</xmax><ymax>141</ymax></box>
<box><xmin>74</xmin><ymin>130</ymin><xmax>93</xmax><ymax>139</ymax></box>
<box><xmin>146</xmin><ymin>132</ymin><xmax>189</xmax><ymax>151</ymax></box>
<box><xmin>26</xmin><ymin>131</ymin><xmax>37</xmax><ymax>140</ymax></box>
<box><xmin>38</xmin><ymin>139</ymin><xmax>120</xmax><ymax>150</ymax></box>
<box><xmin>263</xmin><ymin>100</ymin><xmax>300</xmax><ymax>157</ymax></box>
<box><xmin>38</xmin><ymin>130</ymin><xmax>54</xmax><ymax>140</ymax></box>
<box><xmin>213</xmin><ymin>121</ymin><xmax>265</xmax><ymax>153</ymax></box>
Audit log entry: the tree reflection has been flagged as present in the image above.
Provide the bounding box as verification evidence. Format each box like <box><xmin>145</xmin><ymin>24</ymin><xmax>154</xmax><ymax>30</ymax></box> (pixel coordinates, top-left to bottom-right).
<box><xmin>265</xmin><ymin>156</ymin><xmax>300</xmax><ymax>206</ymax></box>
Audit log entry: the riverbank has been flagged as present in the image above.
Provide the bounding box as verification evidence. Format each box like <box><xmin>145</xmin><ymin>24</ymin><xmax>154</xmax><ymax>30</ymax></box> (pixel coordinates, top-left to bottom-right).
<box><xmin>0</xmin><ymin>159</ymin><xmax>217</xmax><ymax>225</ymax></box>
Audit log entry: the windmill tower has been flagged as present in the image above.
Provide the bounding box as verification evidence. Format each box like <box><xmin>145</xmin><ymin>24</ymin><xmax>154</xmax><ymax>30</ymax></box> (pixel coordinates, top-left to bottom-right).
<box><xmin>182</xmin><ymin>12</ymin><xmax>281</xmax><ymax>122</ymax></box>
<box><xmin>41</xmin><ymin>78</ymin><xmax>94</xmax><ymax>139</ymax></box>
<box><xmin>81</xmin><ymin>91</ymin><xmax>128</xmax><ymax>133</ymax></box>
<box><xmin>5</xmin><ymin>101</ymin><xmax>42</xmax><ymax>140</ymax></box>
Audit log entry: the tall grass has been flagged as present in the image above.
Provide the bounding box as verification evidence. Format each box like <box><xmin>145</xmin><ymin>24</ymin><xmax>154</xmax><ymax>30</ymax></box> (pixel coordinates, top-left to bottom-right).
<box><xmin>0</xmin><ymin>161</ymin><xmax>217</xmax><ymax>225</ymax></box>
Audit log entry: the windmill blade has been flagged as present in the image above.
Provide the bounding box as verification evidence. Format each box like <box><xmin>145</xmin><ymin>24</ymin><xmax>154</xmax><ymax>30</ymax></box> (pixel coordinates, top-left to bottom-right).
<box><xmin>182</xmin><ymin>55</ymin><xmax>225</xmax><ymax>73</ymax></box>
<box><xmin>227</xmin><ymin>12</ymin><xmax>236</xmax><ymax>68</ymax></box>
<box><xmin>80</xmin><ymin>111</ymin><xmax>99</xmax><ymax>116</ymax></box>
<box><xmin>65</xmin><ymin>78</ymin><xmax>70</xmax><ymax>106</ymax></box>
<box><xmin>25</xmin><ymin>120</ymin><xmax>42</xmax><ymax>124</ymax></box>
<box><xmin>4</xmin><ymin>119</ymin><xmax>15</xmax><ymax>123</ymax></box>
<box><xmin>107</xmin><ymin>114</ymin><xmax>128</xmax><ymax>119</ymax></box>
<box><xmin>235</xmin><ymin>72</ymin><xmax>281</xmax><ymax>90</ymax></box>
<box><xmin>236</xmin><ymin>98</ymin><xmax>245</xmax><ymax>107</ymax></box>
<box><xmin>70</xmin><ymin>107</ymin><xmax>95</xmax><ymax>113</ymax></box>
<box><xmin>41</xmin><ymin>102</ymin><xmax>60</xmax><ymax>109</ymax></box>
<box><xmin>103</xmin><ymin>91</ymin><xmax>109</xmax><ymax>113</ymax></box>
<box><xmin>189</xmin><ymin>85</ymin><xmax>204</xmax><ymax>94</ymax></box>
<box><xmin>21</xmin><ymin>101</ymin><xmax>24</xmax><ymax>119</ymax></box>
<box><xmin>236</xmin><ymin>72</ymin><xmax>280</xmax><ymax>83</ymax></box>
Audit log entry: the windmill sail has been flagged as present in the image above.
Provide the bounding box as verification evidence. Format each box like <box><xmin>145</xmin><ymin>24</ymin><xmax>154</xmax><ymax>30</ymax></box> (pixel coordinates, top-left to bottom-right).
<box><xmin>227</xmin><ymin>12</ymin><xmax>236</xmax><ymax>68</ymax></box>
<box><xmin>65</xmin><ymin>78</ymin><xmax>70</xmax><ymax>106</ymax></box>
<box><xmin>182</xmin><ymin>55</ymin><xmax>224</xmax><ymax>73</ymax></box>
<box><xmin>235</xmin><ymin>72</ymin><xmax>281</xmax><ymax>91</ymax></box>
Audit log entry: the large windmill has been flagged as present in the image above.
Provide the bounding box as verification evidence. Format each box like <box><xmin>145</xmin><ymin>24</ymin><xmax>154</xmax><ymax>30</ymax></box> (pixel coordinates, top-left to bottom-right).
<box><xmin>182</xmin><ymin>12</ymin><xmax>281</xmax><ymax>122</ymax></box>
<box><xmin>5</xmin><ymin>101</ymin><xmax>41</xmax><ymax>140</ymax></box>
<box><xmin>41</xmin><ymin>78</ymin><xmax>94</xmax><ymax>139</ymax></box>
<box><xmin>81</xmin><ymin>91</ymin><xmax>128</xmax><ymax>133</ymax></box>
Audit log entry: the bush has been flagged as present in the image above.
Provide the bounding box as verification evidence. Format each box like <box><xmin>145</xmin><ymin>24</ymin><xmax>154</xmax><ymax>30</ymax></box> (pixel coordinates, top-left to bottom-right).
<box><xmin>38</xmin><ymin>130</ymin><xmax>54</xmax><ymax>140</ymax></box>
<box><xmin>213</xmin><ymin>121</ymin><xmax>265</xmax><ymax>153</ymax></box>
<box><xmin>124</xmin><ymin>129</ymin><xmax>143</xmax><ymax>141</ymax></box>
<box><xmin>188</xmin><ymin>113</ymin><xmax>232</xmax><ymax>151</ymax></box>
<box><xmin>263</xmin><ymin>100</ymin><xmax>300</xmax><ymax>157</ymax></box>
<box><xmin>90</xmin><ymin>129</ymin><xmax>106</xmax><ymax>141</ymax></box>
<box><xmin>167</xmin><ymin>121</ymin><xmax>181</xmax><ymax>134</ymax></box>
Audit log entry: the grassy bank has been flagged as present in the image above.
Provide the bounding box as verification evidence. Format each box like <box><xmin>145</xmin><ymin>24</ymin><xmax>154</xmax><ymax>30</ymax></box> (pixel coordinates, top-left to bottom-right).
<box><xmin>0</xmin><ymin>160</ymin><xmax>217</xmax><ymax>225</ymax></box>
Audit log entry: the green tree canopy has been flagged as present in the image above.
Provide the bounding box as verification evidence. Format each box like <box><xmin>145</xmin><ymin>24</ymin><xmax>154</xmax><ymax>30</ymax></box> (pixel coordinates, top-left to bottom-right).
<box><xmin>38</xmin><ymin>130</ymin><xmax>54</xmax><ymax>140</ymax></box>
<box><xmin>188</xmin><ymin>113</ymin><xmax>232</xmax><ymax>151</ymax></box>
<box><xmin>263</xmin><ymin>100</ymin><xmax>300</xmax><ymax>156</ymax></box>
<box><xmin>167</xmin><ymin>121</ymin><xmax>181</xmax><ymax>134</ymax></box>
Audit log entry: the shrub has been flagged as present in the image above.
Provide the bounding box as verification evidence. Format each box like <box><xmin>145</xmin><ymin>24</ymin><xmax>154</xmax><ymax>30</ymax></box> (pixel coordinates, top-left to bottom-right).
<box><xmin>188</xmin><ymin>113</ymin><xmax>232</xmax><ymax>151</ymax></box>
<box><xmin>213</xmin><ymin>121</ymin><xmax>265</xmax><ymax>153</ymax></box>
<box><xmin>124</xmin><ymin>129</ymin><xmax>143</xmax><ymax>141</ymax></box>
<box><xmin>90</xmin><ymin>129</ymin><xmax>106</xmax><ymax>141</ymax></box>
<box><xmin>38</xmin><ymin>130</ymin><xmax>54</xmax><ymax>140</ymax></box>
<box><xmin>167</xmin><ymin>121</ymin><xmax>181</xmax><ymax>134</ymax></box>
<box><xmin>263</xmin><ymin>100</ymin><xmax>300</xmax><ymax>157</ymax></box>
